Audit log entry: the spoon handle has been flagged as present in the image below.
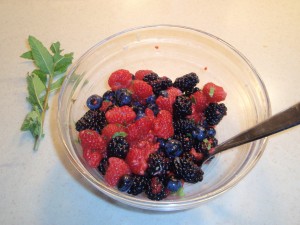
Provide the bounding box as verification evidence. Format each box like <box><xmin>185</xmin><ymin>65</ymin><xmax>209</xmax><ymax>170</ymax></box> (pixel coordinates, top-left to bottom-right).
<box><xmin>212</xmin><ymin>102</ymin><xmax>300</xmax><ymax>155</ymax></box>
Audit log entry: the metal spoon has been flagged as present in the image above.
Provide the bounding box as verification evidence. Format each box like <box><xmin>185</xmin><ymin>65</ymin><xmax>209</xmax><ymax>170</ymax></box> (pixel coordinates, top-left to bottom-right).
<box><xmin>207</xmin><ymin>102</ymin><xmax>300</xmax><ymax>160</ymax></box>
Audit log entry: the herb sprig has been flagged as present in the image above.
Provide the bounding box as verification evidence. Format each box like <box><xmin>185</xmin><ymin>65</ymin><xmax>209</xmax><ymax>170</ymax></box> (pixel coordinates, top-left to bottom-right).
<box><xmin>20</xmin><ymin>36</ymin><xmax>73</xmax><ymax>150</ymax></box>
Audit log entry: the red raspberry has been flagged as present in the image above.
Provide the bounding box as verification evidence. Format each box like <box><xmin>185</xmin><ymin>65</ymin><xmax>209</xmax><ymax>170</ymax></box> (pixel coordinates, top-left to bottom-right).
<box><xmin>135</xmin><ymin>70</ymin><xmax>154</xmax><ymax>80</ymax></box>
<box><xmin>126</xmin><ymin>147</ymin><xmax>148</xmax><ymax>175</ymax></box>
<box><xmin>187</xmin><ymin>104</ymin><xmax>203</xmax><ymax>123</ymax></box>
<box><xmin>153</xmin><ymin>110</ymin><xmax>174</xmax><ymax>139</ymax></box>
<box><xmin>156</xmin><ymin>87</ymin><xmax>182</xmax><ymax>113</ymax></box>
<box><xmin>99</xmin><ymin>100</ymin><xmax>113</xmax><ymax>112</ymax></box>
<box><xmin>108</xmin><ymin>69</ymin><xmax>133</xmax><ymax>91</ymax></box>
<box><xmin>145</xmin><ymin>108</ymin><xmax>155</xmax><ymax>122</ymax></box>
<box><xmin>101</xmin><ymin>124</ymin><xmax>126</xmax><ymax>142</ymax></box>
<box><xmin>79</xmin><ymin>129</ymin><xmax>106</xmax><ymax>153</ymax></box>
<box><xmin>105</xmin><ymin>106</ymin><xmax>136</xmax><ymax>125</ymax></box>
<box><xmin>202</xmin><ymin>82</ymin><xmax>227</xmax><ymax>103</ymax></box>
<box><xmin>126</xmin><ymin>117</ymin><xmax>153</xmax><ymax>143</ymax></box>
<box><xmin>132</xmin><ymin>80</ymin><xmax>153</xmax><ymax>100</ymax></box>
<box><xmin>104</xmin><ymin>157</ymin><xmax>131</xmax><ymax>186</ymax></box>
<box><xmin>83</xmin><ymin>148</ymin><xmax>104</xmax><ymax>168</ymax></box>
<box><xmin>167</xmin><ymin>86</ymin><xmax>182</xmax><ymax>99</ymax></box>
<box><xmin>189</xmin><ymin>148</ymin><xmax>204</xmax><ymax>161</ymax></box>
<box><xmin>191</xmin><ymin>90</ymin><xmax>208</xmax><ymax>112</ymax></box>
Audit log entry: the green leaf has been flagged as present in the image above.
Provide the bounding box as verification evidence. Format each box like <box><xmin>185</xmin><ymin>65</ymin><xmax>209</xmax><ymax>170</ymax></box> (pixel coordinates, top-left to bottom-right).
<box><xmin>50</xmin><ymin>76</ymin><xmax>65</xmax><ymax>92</ymax></box>
<box><xmin>21</xmin><ymin>106</ymin><xmax>42</xmax><ymax>137</ymax></box>
<box><xmin>28</xmin><ymin>36</ymin><xmax>54</xmax><ymax>75</ymax></box>
<box><xmin>112</xmin><ymin>132</ymin><xmax>127</xmax><ymax>138</ymax></box>
<box><xmin>209</xmin><ymin>87</ymin><xmax>215</xmax><ymax>98</ymax></box>
<box><xmin>32</xmin><ymin>69</ymin><xmax>47</xmax><ymax>85</ymax></box>
<box><xmin>53</xmin><ymin>52</ymin><xmax>73</xmax><ymax>75</ymax></box>
<box><xmin>20</xmin><ymin>51</ymin><xmax>33</xmax><ymax>60</ymax></box>
<box><xmin>50</xmin><ymin>42</ymin><xmax>61</xmax><ymax>54</ymax></box>
<box><xmin>176</xmin><ymin>187</ymin><xmax>185</xmax><ymax>197</ymax></box>
<box><xmin>26</xmin><ymin>73</ymin><xmax>46</xmax><ymax>111</ymax></box>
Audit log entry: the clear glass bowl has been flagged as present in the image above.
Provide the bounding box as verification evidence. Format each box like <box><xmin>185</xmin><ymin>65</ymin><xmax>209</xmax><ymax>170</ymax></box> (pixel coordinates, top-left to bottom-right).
<box><xmin>57</xmin><ymin>25</ymin><xmax>271</xmax><ymax>211</ymax></box>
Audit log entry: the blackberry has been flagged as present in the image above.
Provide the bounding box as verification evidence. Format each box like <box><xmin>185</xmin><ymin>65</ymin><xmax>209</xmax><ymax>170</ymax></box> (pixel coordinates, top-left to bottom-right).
<box><xmin>193</xmin><ymin>137</ymin><xmax>218</xmax><ymax>159</ymax></box>
<box><xmin>149</xmin><ymin>77</ymin><xmax>172</xmax><ymax>95</ymax></box>
<box><xmin>185</xmin><ymin>87</ymin><xmax>200</xmax><ymax>97</ymax></box>
<box><xmin>173</xmin><ymin>134</ymin><xmax>193</xmax><ymax>152</ymax></box>
<box><xmin>204</xmin><ymin>103</ymin><xmax>227</xmax><ymax>126</ymax></box>
<box><xmin>75</xmin><ymin>110</ymin><xmax>107</xmax><ymax>133</ymax></box>
<box><xmin>146</xmin><ymin>152</ymin><xmax>170</xmax><ymax>177</ymax></box>
<box><xmin>117</xmin><ymin>174</ymin><xmax>134</xmax><ymax>192</ymax></box>
<box><xmin>173</xmin><ymin>95</ymin><xmax>192</xmax><ymax>119</ymax></box>
<box><xmin>107</xmin><ymin>136</ymin><xmax>129</xmax><ymax>159</ymax></box>
<box><xmin>97</xmin><ymin>157</ymin><xmax>109</xmax><ymax>175</ymax></box>
<box><xmin>127</xmin><ymin>175</ymin><xmax>148</xmax><ymax>196</ymax></box>
<box><xmin>173</xmin><ymin>153</ymin><xmax>204</xmax><ymax>183</ymax></box>
<box><xmin>145</xmin><ymin>177</ymin><xmax>168</xmax><ymax>201</ymax></box>
<box><xmin>173</xmin><ymin>118</ymin><xmax>196</xmax><ymax>134</ymax></box>
<box><xmin>173</xmin><ymin>72</ymin><xmax>199</xmax><ymax>93</ymax></box>
<box><xmin>102</xmin><ymin>90</ymin><xmax>116</xmax><ymax>104</ymax></box>
<box><xmin>143</xmin><ymin>73</ymin><xmax>159</xmax><ymax>82</ymax></box>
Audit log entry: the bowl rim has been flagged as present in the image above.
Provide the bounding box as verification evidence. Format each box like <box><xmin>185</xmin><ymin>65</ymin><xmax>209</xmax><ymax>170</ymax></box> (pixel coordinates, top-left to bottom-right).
<box><xmin>58</xmin><ymin>24</ymin><xmax>271</xmax><ymax>211</ymax></box>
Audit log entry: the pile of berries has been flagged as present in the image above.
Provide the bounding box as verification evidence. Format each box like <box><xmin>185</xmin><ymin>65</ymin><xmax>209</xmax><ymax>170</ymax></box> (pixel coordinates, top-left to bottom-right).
<box><xmin>75</xmin><ymin>69</ymin><xmax>227</xmax><ymax>201</ymax></box>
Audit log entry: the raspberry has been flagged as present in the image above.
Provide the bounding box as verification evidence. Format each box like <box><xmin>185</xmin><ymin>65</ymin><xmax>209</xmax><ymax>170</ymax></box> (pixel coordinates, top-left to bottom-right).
<box><xmin>186</xmin><ymin>104</ymin><xmax>203</xmax><ymax>123</ymax></box>
<box><xmin>79</xmin><ymin>129</ymin><xmax>106</xmax><ymax>153</ymax></box>
<box><xmin>99</xmin><ymin>100</ymin><xmax>113</xmax><ymax>112</ymax></box>
<box><xmin>155</xmin><ymin>87</ymin><xmax>182</xmax><ymax>113</ymax></box>
<box><xmin>83</xmin><ymin>148</ymin><xmax>103</xmax><ymax>168</ymax></box>
<box><xmin>105</xmin><ymin>106</ymin><xmax>136</xmax><ymax>125</ymax></box>
<box><xmin>153</xmin><ymin>110</ymin><xmax>174</xmax><ymax>139</ymax></box>
<box><xmin>126</xmin><ymin>147</ymin><xmax>148</xmax><ymax>175</ymax></box>
<box><xmin>204</xmin><ymin>103</ymin><xmax>227</xmax><ymax>126</ymax></box>
<box><xmin>202</xmin><ymin>82</ymin><xmax>227</xmax><ymax>103</ymax></box>
<box><xmin>173</xmin><ymin>72</ymin><xmax>199</xmax><ymax>93</ymax></box>
<box><xmin>108</xmin><ymin>69</ymin><xmax>133</xmax><ymax>91</ymax></box>
<box><xmin>167</xmin><ymin>86</ymin><xmax>182</xmax><ymax>99</ymax></box>
<box><xmin>145</xmin><ymin>108</ymin><xmax>155</xmax><ymax>122</ymax></box>
<box><xmin>132</xmin><ymin>80</ymin><xmax>153</xmax><ymax>100</ymax></box>
<box><xmin>75</xmin><ymin>110</ymin><xmax>107</xmax><ymax>133</ymax></box>
<box><xmin>135</xmin><ymin>70</ymin><xmax>155</xmax><ymax>80</ymax></box>
<box><xmin>104</xmin><ymin>157</ymin><xmax>131</xmax><ymax>186</ymax></box>
<box><xmin>126</xmin><ymin>117</ymin><xmax>152</xmax><ymax>143</ymax></box>
<box><xmin>101</xmin><ymin>123</ymin><xmax>126</xmax><ymax>141</ymax></box>
<box><xmin>191</xmin><ymin>91</ymin><xmax>208</xmax><ymax>112</ymax></box>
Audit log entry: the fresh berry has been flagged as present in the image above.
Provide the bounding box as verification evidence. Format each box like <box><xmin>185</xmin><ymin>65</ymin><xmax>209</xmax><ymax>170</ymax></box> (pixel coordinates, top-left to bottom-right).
<box><xmin>173</xmin><ymin>154</ymin><xmax>204</xmax><ymax>183</ymax></box>
<box><xmin>78</xmin><ymin>129</ymin><xmax>106</xmax><ymax>153</ymax></box>
<box><xmin>99</xmin><ymin>100</ymin><xmax>113</xmax><ymax>112</ymax></box>
<box><xmin>83</xmin><ymin>148</ymin><xmax>103</xmax><ymax>168</ymax></box>
<box><xmin>192</xmin><ymin>125</ymin><xmax>207</xmax><ymax>141</ymax></box>
<box><xmin>104</xmin><ymin>157</ymin><xmax>131</xmax><ymax>186</ymax></box>
<box><xmin>202</xmin><ymin>82</ymin><xmax>227</xmax><ymax>103</ymax></box>
<box><xmin>127</xmin><ymin>175</ymin><xmax>148</xmax><ymax>195</ymax></box>
<box><xmin>75</xmin><ymin>110</ymin><xmax>107</xmax><ymax>133</ymax></box>
<box><xmin>132</xmin><ymin>80</ymin><xmax>153</xmax><ymax>100</ymax></box>
<box><xmin>108</xmin><ymin>69</ymin><xmax>133</xmax><ymax>91</ymax></box>
<box><xmin>191</xmin><ymin>91</ymin><xmax>208</xmax><ymax>112</ymax></box>
<box><xmin>115</xmin><ymin>88</ymin><xmax>132</xmax><ymax>106</ymax></box>
<box><xmin>166</xmin><ymin>175</ymin><xmax>182</xmax><ymax>192</ymax></box>
<box><xmin>204</xmin><ymin>103</ymin><xmax>227</xmax><ymax>126</ymax></box>
<box><xmin>206</xmin><ymin>127</ymin><xmax>216</xmax><ymax>137</ymax></box>
<box><xmin>173</xmin><ymin>118</ymin><xmax>196</xmax><ymax>135</ymax></box>
<box><xmin>145</xmin><ymin>177</ymin><xmax>168</xmax><ymax>201</ymax></box>
<box><xmin>155</xmin><ymin>87</ymin><xmax>182</xmax><ymax>113</ymax></box>
<box><xmin>86</xmin><ymin>94</ymin><xmax>103</xmax><ymax>110</ymax></box>
<box><xmin>98</xmin><ymin>156</ymin><xmax>109</xmax><ymax>175</ymax></box>
<box><xmin>146</xmin><ymin>152</ymin><xmax>169</xmax><ymax>177</ymax></box>
<box><xmin>153</xmin><ymin>110</ymin><xmax>174</xmax><ymax>139</ymax></box>
<box><xmin>186</xmin><ymin>104</ymin><xmax>203</xmax><ymax>123</ymax></box>
<box><xmin>135</xmin><ymin>70</ymin><xmax>156</xmax><ymax>80</ymax></box>
<box><xmin>143</xmin><ymin>73</ymin><xmax>159</xmax><ymax>82</ymax></box>
<box><xmin>146</xmin><ymin>95</ymin><xmax>156</xmax><ymax>104</ymax></box>
<box><xmin>185</xmin><ymin>87</ymin><xmax>200</xmax><ymax>96</ymax></box>
<box><xmin>101</xmin><ymin>123</ymin><xmax>126</xmax><ymax>141</ymax></box>
<box><xmin>189</xmin><ymin>148</ymin><xmax>204</xmax><ymax>164</ymax></box>
<box><xmin>159</xmin><ymin>90</ymin><xmax>168</xmax><ymax>97</ymax></box>
<box><xmin>147</xmin><ymin>103</ymin><xmax>159</xmax><ymax>116</ymax></box>
<box><xmin>165</xmin><ymin>139</ymin><xmax>183</xmax><ymax>158</ymax></box>
<box><xmin>102</xmin><ymin>90</ymin><xmax>116</xmax><ymax>104</ymax></box>
<box><xmin>173</xmin><ymin>134</ymin><xmax>193</xmax><ymax>152</ymax></box>
<box><xmin>126</xmin><ymin>147</ymin><xmax>148</xmax><ymax>175</ymax></box>
<box><xmin>105</xmin><ymin>106</ymin><xmax>136</xmax><ymax>125</ymax></box>
<box><xmin>173</xmin><ymin>72</ymin><xmax>199</xmax><ymax>93</ymax></box>
<box><xmin>117</xmin><ymin>174</ymin><xmax>134</xmax><ymax>192</ymax></box>
<box><xmin>149</xmin><ymin>77</ymin><xmax>172</xmax><ymax>95</ymax></box>
<box><xmin>173</xmin><ymin>95</ymin><xmax>192</xmax><ymax>119</ymax></box>
<box><xmin>107</xmin><ymin>136</ymin><xmax>129</xmax><ymax>159</ymax></box>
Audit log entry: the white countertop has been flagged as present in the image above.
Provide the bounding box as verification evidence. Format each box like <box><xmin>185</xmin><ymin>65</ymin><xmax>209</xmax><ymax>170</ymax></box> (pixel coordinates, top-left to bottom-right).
<box><xmin>1</xmin><ymin>1</ymin><xmax>300</xmax><ymax>224</ymax></box>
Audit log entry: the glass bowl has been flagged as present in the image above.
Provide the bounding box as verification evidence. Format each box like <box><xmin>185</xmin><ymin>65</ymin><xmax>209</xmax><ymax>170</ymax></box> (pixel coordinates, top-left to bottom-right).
<box><xmin>57</xmin><ymin>25</ymin><xmax>271</xmax><ymax>211</ymax></box>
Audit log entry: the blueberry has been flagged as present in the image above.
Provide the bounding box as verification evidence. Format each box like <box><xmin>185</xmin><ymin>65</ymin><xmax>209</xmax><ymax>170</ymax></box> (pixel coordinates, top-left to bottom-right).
<box><xmin>192</xmin><ymin>126</ymin><xmax>206</xmax><ymax>141</ymax></box>
<box><xmin>132</xmin><ymin>101</ymin><xmax>145</xmax><ymax>114</ymax></box>
<box><xmin>146</xmin><ymin>95</ymin><xmax>156</xmax><ymax>104</ymax></box>
<box><xmin>165</xmin><ymin>139</ymin><xmax>183</xmax><ymax>158</ymax></box>
<box><xmin>147</xmin><ymin>103</ymin><xmax>159</xmax><ymax>116</ymax></box>
<box><xmin>157</xmin><ymin>138</ymin><xmax>167</xmax><ymax>148</ymax></box>
<box><xmin>167</xmin><ymin>177</ymin><xmax>182</xmax><ymax>192</ymax></box>
<box><xmin>135</xmin><ymin>111</ymin><xmax>145</xmax><ymax>120</ymax></box>
<box><xmin>86</xmin><ymin>94</ymin><xmax>103</xmax><ymax>110</ymax></box>
<box><xmin>116</xmin><ymin>89</ymin><xmax>132</xmax><ymax>106</ymax></box>
<box><xmin>103</xmin><ymin>90</ymin><xmax>116</xmax><ymax>104</ymax></box>
<box><xmin>159</xmin><ymin>90</ymin><xmax>168</xmax><ymax>97</ymax></box>
<box><xmin>117</xmin><ymin>174</ymin><xmax>134</xmax><ymax>192</ymax></box>
<box><xmin>206</xmin><ymin>127</ymin><xmax>216</xmax><ymax>137</ymax></box>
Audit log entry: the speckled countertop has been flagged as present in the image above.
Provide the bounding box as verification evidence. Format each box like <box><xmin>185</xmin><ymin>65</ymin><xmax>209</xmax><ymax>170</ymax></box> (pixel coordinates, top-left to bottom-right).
<box><xmin>0</xmin><ymin>1</ymin><xmax>300</xmax><ymax>224</ymax></box>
